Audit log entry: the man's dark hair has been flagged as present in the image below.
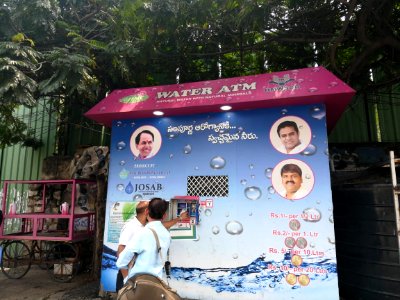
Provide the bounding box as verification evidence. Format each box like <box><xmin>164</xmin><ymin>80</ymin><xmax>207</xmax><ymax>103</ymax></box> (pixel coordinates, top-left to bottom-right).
<box><xmin>135</xmin><ymin>130</ymin><xmax>154</xmax><ymax>145</ymax></box>
<box><xmin>277</xmin><ymin>121</ymin><xmax>299</xmax><ymax>136</ymax></box>
<box><xmin>148</xmin><ymin>198</ymin><xmax>169</xmax><ymax>220</ymax></box>
<box><xmin>280</xmin><ymin>164</ymin><xmax>302</xmax><ymax>176</ymax></box>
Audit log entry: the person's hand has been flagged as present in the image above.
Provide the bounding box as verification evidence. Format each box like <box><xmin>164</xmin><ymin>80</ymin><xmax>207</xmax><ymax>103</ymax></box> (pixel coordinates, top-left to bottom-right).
<box><xmin>179</xmin><ymin>210</ymin><xmax>189</xmax><ymax>221</ymax></box>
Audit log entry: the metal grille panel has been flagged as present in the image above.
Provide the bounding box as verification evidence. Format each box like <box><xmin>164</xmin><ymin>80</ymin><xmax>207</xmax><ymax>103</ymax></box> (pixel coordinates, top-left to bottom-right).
<box><xmin>187</xmin><ymin>176</ymin><xmax>228</xmax><ymax>197</ymax></box>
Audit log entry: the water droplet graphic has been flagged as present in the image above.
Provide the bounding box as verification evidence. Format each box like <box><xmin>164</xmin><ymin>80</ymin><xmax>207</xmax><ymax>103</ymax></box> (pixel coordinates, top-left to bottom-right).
<box><xmin>308</xmin><ymin>87</ymin><xmax>318</xmax><ymax>93</ymax></box>
<box><xmin>194</xmin><ymin>166</ymin><xmax>199</xmax><ymax>170</ymax></box>
<box><xmin>249</xmin><ymin>212</ymin><xmax>253</xmax><ymax>216</ymax></box>
<box><xmin>119</xmin><ymin>168</ymin><xmax>129</xmax><ymax>179</ymax></box>
<box><xmin>116</xmin><ymin>184</ymin><xmax>124</xmax><ymax>191</ymax></box>
<box><xmin>225</xmin><ymin>212</ymin><xmax>230</xmax><ymax>217</ymax></box>
<box><xmin>310</xmin><ymin>106</ymin><xmax>326</xmax><ymax>120</ymax></box>
<box><xmin>240</xmin><ymin>179</ymin><xmax>247</xmax><ymax>185</ymax></box>
<box><xmin>236</xmin><ymin>127</ymin><xmax>244</xmax><ymax>133</ymax></box>
<box><xmin>167</xmin><ymin>132</ymin><xmax>178</xmax><ymax>139</ymax></box>
<box><xmin>310</xmin><ymin>242</ymin><xmax>316</xmax><ymax>248</ymax></box>
<box><xmin>232</xmin><ymin>253</ymin><xmax>238</xmax><ymax>259</ymax></box>
<box><xmin>212</xmin><ymin>226</ymin><xmax>220</xmax><ymax>235</ymax></box>
<box><xmin>302</xmin><ymin>208</ymin><xmax>322</xmax><ymax>222</ymax></box>
<box><xmin>210</xmin><ymin>156</ymin><xmax>226</xmax><ymax>169</ymax></box>
<box><xmin>99</xmin><ymin>106</ymin><xmax>106</xmax><ymax>111</ymax></box>
<box><xmin>225</xmin><ymin>221</ymin><xmax>244</xmax><ymax>235</ymax></box>
<box><xmin>297</xmin><ymin>78</ymin><xmax>304</xmax><ymax>83</ymax></box>
<box><xmin>301</xmin><ymin>144</ymin><xmax>317</xmax><ymax>156</ymax></box>
<box><xmin>312</xmin><ymin>67</ymin><xmax>320</xmax><ymax>72</ymax></box>
<box><xmin>328</xmin><ymin>237</ymin><xmax>335</xmax><ymax>244</ymax></box>
<box><xmin>125</xmin><ymin>182</ymin><xmax>134</xmax><ymax>194</ymax></box>
<box><xmin>329</xmin><ymin>215</ymin><xmax>334</xmax><ymax>223</ymax></box>
<box><xmin>205</xmin><ymin>209</ymin><xmax>212</xmax><ymax>216</ymax></box>
<box><xmin>183</xmin><ymin>145</ymin><xmax>192</xmax><ymax>154</ymax></box>
<box><xmin>249</xmin><ymin>164</ymin><xmax>254</xmax><ymax>170</ymax></box>
<box><xmin>264</xmin><ymin>168</ymin><xmax>273</xmax><ymax>179</ymax></box>
<box><xmin>316</xmin><ymin>200</ymin><xmax>321</xmax><ymax>204</ymax></box>
<box><xmin>329</xmin><ymin>81</ymin><xmax>338</xmax><ymax>87</ymax></box>
<box><xmin>119</xmin><ymin>160</ymin><xmax>126</xmax><ymax>166</ymax></box>
<box><xmin>132</xmin><ymin>194</ymin><xmax>143</xmax><ymax>201</ymax></box>
<box><xmin>281</xmin><ymin>109</ymin><xmax>288</xmax><ymax>115</ymax></box>
<box><xmin>116</xmin><ymin>141</ymin><xmax>126</xmax><ymax>151</ymax></box>
<box><xmin>305</xmin><ymin>173</ymin><xmax>312</xmax><ymax>180</ymax></box>
<box><xmin>169</xmin><ymin>154</ymin><xmax>174</xmax><ymax>159</ymax></box>
<box><xmin>268</xmin><ymin>186</ymin><xmax>276</xmax><ymax>194</ymax></box>
<box><xmin>194</xmin><ymin>235</ymin><xmax>200</xmax><ymax>242</ymax></box>
<box><xmin>244</xmin><ymin>186</ymin><xmax>262</xmax><ymax>200</ymax></box>
<box><xmin>116</xmin><ymin>121</ymin><xmax>123</xmax><ymax>127</ymax></box>
<box><xmin>251</xmin><ymin>174</ymin><xmax>255</xmax><ymax>179</ymax></box>
<box><xmin>324</xmin><ymin>148</ymin><xmax>329</xmax><ymax>156</ymax></box>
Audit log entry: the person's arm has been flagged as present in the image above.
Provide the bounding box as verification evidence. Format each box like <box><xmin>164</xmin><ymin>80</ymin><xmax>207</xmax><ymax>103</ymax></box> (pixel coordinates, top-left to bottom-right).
<box><xmin>162</xmin><ymin>210</ymin><xmax>189</xmax><ymax>230</ymax></box>
<box><xmin>116</xmin><ymin>245</ymin><xmax>129</xmax><ymax>278</ymax></box>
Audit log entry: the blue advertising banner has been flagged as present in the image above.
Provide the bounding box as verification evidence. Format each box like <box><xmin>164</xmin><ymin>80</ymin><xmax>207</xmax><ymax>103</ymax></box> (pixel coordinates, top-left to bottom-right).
<box><xmin>101</xmin><ymin>104</ymin><xmax>338</xmax><ymax>299</ymax></box>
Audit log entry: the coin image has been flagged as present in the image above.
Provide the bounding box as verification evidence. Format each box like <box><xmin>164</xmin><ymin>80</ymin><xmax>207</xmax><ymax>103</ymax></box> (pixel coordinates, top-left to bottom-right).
<box><xmin>289</xmin><ymin>219</ymin><xmax>301</xmax><ymax>231</ymax></box>
<box><xmin>285</xmin><ymin>237</ymin><xmax>296</xmax><ymax>248</ymax></box>
<box><xmin>291</xmin><ymin>254</ymin><xmax>303</xmax><ymax>266</ymax></box>
<box><xmin>296</xmin><ymin>237</ymin><xmax>308</xmax><ymax>249</ymax></box>
<box><xmin>298</xmin><ymin>274</ymin><xmax>310</xmax><ymax>286</ymax></box>
<box><xmin>286</xmin><ymin>273</ymin><xmax>297</xmax><ymax>285</ymax></box>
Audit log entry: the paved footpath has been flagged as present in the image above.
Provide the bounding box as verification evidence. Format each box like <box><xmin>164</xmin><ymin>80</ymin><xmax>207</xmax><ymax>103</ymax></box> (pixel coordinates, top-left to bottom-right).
<box><xmin>0</xmin><ymin>267</ymin><xmax>110</xmax><ymax>300</ymax></box>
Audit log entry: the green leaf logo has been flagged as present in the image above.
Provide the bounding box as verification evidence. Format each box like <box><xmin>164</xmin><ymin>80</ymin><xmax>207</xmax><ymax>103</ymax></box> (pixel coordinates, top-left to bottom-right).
<box><xmin>120</xmin><ymin>92</ymin><xmax>149</xmax><ymax>104</ymax></box>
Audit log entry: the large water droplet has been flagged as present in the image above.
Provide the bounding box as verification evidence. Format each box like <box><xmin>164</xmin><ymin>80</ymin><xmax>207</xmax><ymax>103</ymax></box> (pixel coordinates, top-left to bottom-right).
<box><xmin>133</xmin><ymin>194</ymin><xmax>143</xmax><ymax>201</ymax></box>
<box><xmin>310</xmin><ymin>106</ymin><xmax>326</xmax><ymax>120</ymax></box>
<box><xmin>210</xmin><ymin>156</ymin><xmax>226</xmax><ymax>169</ymax></box>
<box><xmin>267</xmin><ymin>186</ymin><xmax>276</xmax><ymax>194</ymax></box>
<box><xmin>119</xmin><ymin>168</ymin><xmax>129</xmax><ymax>179</ymax></box>
<box><xmin>244</xmin><ymin>186</ymin><xmax>262</xmax><ymax>200</ymax></box>
<box><xmin>125</xmin><ymin>182</ymin><xmax>134</xmax><ymax>194</ymax></box>
<box><xmin>301</xmin><ymin>144</ymin><xmax>317</xmax><ymax>156</ymax></box>
<box><xmin>225</xmin><ymin>221</ymin><xmax>244</xmax><ymax>235</ymax></box>
<box><xmin>116</xmin><ymin>184</ymin><xmax>124</xmax><ymax>191</ymax></box>
<box><xmin>183</xmin><ymin>145</ymin><xmax>192</xmax><ymax>154</ymax></box>
<box><xmin>212</xmin><ymin>226</ymin><xmax>220</xmax><ymax>235</ymax></box>
<box><xmin>205</xmin><ymin>209</ymin><xmax>212</xmax><ymax>216</ymax></box>
<box><xmin>302</xmin><ymin>208</ymin><xmax>322</xmax><ymax>222</ymax></box>
<box><xmin>264</xmin><ymin>168</ymin><xmax>273</xmax><ymax>179</ymax></box>
<box><xmin>116</xmin><ymin>141</ymin><xmax>126</xmax><ymax>151</ymax></box>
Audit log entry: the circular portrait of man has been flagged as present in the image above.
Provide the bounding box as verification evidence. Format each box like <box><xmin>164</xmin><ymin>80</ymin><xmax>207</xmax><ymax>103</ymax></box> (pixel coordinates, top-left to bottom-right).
<box><xmin>270</xmin><ymin>116</ymin><xmax>312</xmax><ymax>155</ymax></box>
<box><xmin>271</xmin><ymin>159</ymin><xmax>314</xmax><ymax>200</ymax></box>
<box><xmin>130</xmin><ymin>125</ymin><xmax>162</xmax><ymax>160</ymax></box>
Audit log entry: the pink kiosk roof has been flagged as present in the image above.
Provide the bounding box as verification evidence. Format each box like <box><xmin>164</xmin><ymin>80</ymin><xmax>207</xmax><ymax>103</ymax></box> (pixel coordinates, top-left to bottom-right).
<box><xmin>85</xmin><ymin>67</ymin><xmax>355</xmax><ymax>131</ymax></box>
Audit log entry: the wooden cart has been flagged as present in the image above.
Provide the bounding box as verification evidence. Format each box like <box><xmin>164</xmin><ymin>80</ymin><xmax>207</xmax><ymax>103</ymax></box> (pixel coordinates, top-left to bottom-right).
<box><xmin>0</xmin><ymin>179</ymin><xmax>96</xmax><ymax>282</ymax></box>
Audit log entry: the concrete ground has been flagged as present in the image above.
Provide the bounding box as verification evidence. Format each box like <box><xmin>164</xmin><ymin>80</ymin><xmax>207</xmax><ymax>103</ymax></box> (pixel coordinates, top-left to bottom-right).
<box><xmin>0</xmin><ymin>266</ymin><xmax>113</xmax><ymax>300</ymax></box>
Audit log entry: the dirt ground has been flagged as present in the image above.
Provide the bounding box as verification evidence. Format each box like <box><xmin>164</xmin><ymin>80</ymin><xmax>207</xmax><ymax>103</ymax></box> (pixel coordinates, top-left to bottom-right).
<box><xmin>0</xmin><ymin>266</ymin><xmax>116</xmax><ymax>300</ymax></box>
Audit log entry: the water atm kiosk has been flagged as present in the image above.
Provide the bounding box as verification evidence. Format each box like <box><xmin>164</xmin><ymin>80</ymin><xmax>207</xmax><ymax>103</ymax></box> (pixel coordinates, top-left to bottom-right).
<box><xmin>86</xmin><ymin>67</ymin><xmax>355</xmax><ymax>299</ymax></box>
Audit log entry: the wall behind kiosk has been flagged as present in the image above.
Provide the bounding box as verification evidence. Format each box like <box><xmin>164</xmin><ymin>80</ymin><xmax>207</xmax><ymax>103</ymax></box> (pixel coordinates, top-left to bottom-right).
<box><xmin>101</xmin><ymin>104</ymin><xmax>339</xmax><ymax>300</ymax></box>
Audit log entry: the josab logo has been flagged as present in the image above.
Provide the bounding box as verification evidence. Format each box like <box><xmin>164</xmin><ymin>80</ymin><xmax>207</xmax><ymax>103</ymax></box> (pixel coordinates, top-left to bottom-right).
<box><xmin>134</xmin><ymin>183</ymin><xmax>163</xmax><ymax>195</ymax></box>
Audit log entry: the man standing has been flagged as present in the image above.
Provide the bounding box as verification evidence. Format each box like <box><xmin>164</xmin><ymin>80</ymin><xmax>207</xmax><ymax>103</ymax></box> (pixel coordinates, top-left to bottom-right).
<box><xmin>135</xmin><ymin>130</ymin><xmax>154</xmax><ymax>159</ymax></box>
<box><xmin>276</xmin><ymin>121</ymin><xmax>303</xmax><ymax>154</ymax></box>
<box><xmin>116</xmin><ymin>198</ymin><xmax>171</xmax><ymax>282</ymax></box>
<box><xmin>116</xmin><ymin>201</ymin><xmax>188</xmax><ymax>290</ymax></box>
<box><xmin>280</xmin><ymin>164</ymin><xmax>307</xmax><ymax>200</ymax></box>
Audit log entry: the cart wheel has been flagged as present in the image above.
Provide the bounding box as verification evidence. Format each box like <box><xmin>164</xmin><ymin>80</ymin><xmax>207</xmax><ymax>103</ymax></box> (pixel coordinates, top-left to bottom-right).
<box><xmin>1</xmin><ymin>241</ymin><xmax>32</xmax><ymax>279</ymax></box>
<box><xmin>36</xmin><ymin>241</ymin><xmax>52</xmax><ymax>270</ymax></box>
<box><xmin>46</xmin><ymin>243</ymin><xmax>79</xmax><ymax>282</ymax></box>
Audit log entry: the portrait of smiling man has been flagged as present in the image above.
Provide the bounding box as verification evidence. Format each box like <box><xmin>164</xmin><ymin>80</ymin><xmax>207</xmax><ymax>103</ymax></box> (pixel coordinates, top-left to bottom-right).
<box><xmin>276</xmin><ymin>120</ymin><xmax>303</xmax><ymax>154</ymax></box>
<box><xmin>280</xmin><ymin>163</ymin><xmax>308</xmax><ymax>200</ymax></box>
<box><xmin>134</xmin><ymin>130</ymin><xmax>154</xmax><ymax>160</ymax></box>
